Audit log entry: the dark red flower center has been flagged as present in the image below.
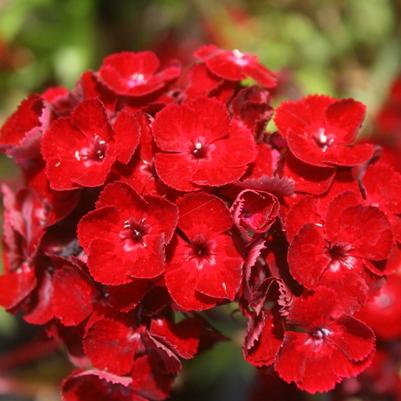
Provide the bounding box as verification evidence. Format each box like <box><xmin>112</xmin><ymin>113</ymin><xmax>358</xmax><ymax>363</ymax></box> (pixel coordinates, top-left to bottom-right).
<box><xmin>327</xmin><ymin>242</ymin><xmax>356</xmax><ymax>271</ymax></box>
<box><xmin>119</xmin><ymin>218</ymin><xmax>150</xmax><ymax>251</ymax></box>
<box><xmin>76</xmin><ymin>135</ymin><xmax>107</xmax><ymax>165</ymax></box>
<box><xmin>329</xmin><ymin>243</ymin><xmax>348</xmax><ymax>259</ymax></box>
<box><xmin>188</xmin><ymin>236</ymin><xmax>216</xmax><ymax>268</ymax></box>
<box><xmin>192</xmin><ymin>241</ymin><xmax>210</xmax><ymax>257</ymax></box>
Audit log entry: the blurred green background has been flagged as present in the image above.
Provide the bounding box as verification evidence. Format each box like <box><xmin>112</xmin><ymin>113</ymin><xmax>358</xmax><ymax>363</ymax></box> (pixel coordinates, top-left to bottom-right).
<box><xmin>0</xmin><ymin>0</ymin><xmax>400</xmax><ymax>400</ymax></box>
<box><xmin>1</xmin><ymin>0</ymin><xmax>401</xmax><ymax>122</ymax></box>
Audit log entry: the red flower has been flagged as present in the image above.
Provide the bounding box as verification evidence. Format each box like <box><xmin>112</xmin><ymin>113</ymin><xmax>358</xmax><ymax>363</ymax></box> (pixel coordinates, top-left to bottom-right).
<box><xmin>287</xmin><ymin>192</ymin><xmax>393</xmax><ymax>313</ymax></box>
<box><xmin>98</xmin><ymin>51</ymin><xmax>181</xmax><ymax>97</ymax></box>
<box><xmin>194</xmin><ymin>45</ymin><xmax>277</xmax><ymax>88</ymax></box>
<box><xmin>165</xmin><ymin>192</ymin><xmax>243</xmax><ymax>310</ymax></box>
<box><xmin>78</xmin><ymin>182</ymin><xmax>178</xmax><ymax>285</ymax></box>
<box><xmin>275</xmin><ymin>287</ymin><xmax>375</xmax><ymax>393</ymax></box>
<box><xmin>42</xmin><ymin>99</ymin><xmax>140</xmax><ymax>190</ymax></box>
<box><xmin>275</xmin><ymin>95</ymin><xmax>373</xmax><ymax>167</ymax></box>
<box><xmin>153</xmin><ymin>97</ymin><xmax>256</xmax><ymax>191</ymax></box>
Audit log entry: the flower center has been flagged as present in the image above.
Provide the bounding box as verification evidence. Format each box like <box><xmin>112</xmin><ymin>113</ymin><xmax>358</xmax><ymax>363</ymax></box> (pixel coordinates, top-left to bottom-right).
<box><xmin>329</xmin><ymin>243</ymin><xmax>348</xmax><ymax>259</ymax></box>
<box><xmin>192</xmin><ymin>241</ymin><xmax>210</xmax><ymax>257</ymax></box>
<box><xmin>327</xmin><ymin>243</ymin><xmax>356</xmax><ymax>271</ymax></box>
<box><xmin>188</xmin><ymin>236</ymin><xmax>216</xmax><ymax>269</ymax></box>
<box><xmin>311</xmin><ymin>327</ymin><xmax>331</xmax><ymax>340</ymax></box>
<box><xmin>75</xmin><ymin>135</ymin><xmax>107</xmax><ymax>165</ymax></box>
<box><xmin>192</xmin><ymin>141</ymin><xmax>207</xmax><ymax>159</ymax></box>
<box><xmin>232</xmin><ymin>49</ymin><xmax>248</xmax><ymax>66</ymax></box>
<box><xmin>127</xmin><ymin>73</ymin><xmax>146</xmax><ymax>88</ymax></box>
<box><xmin>120</xmin><ymin>218</ymin><xmax>150</xmax><ymax>251</ymax></box>
<box><xmin>314</xmin><ymin>128</ymin><xmax>335</xmax><ymax>152</ymax></box>
<box><xmin>190</xmin><ymin>137</ymin><xmax>215</xmax><ymax>160</ymax></box>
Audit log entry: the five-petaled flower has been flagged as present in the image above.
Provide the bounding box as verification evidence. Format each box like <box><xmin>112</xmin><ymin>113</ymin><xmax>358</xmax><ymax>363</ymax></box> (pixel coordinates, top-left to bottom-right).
<box><xmin>195</xmin><ymin>45</ymin><xmax>277</xmax><ymax>88</ymax></box>
<box><xmin>78</xmin><ymin>182</ymin><xmax>178</xmax><ymax>285</ymax></box>
<box><xmin>98</xmin><ymin>51</ymin><xmax>181</xmax><ymax>97</ymax></box>
<box><xmin>166</xmin><ymin>192</ymin><xmax>243</xmax><ymax>310</ymax></box>
<box><xmin>287</xmin><ymin>191</ymin><xmax>393</xmax><ymax>314</ymax></box>
<box><xmin>153</xmin><ymin>96</ymin><xmax>256</xmax><ymax>191</ymax></box>
<box><xmin>42</xmin><ymin>99</ymin><xmax>140</xmax><ymax>189</ymax></box>
<box><xmin>275</xmin><ymin>287</ymin><xmax>375</xmax><ymax>393</ymax></box>
<box><xmin>275</xmin><ymin>95</ymin><xmax>374</xmax><ymax>167</ymax></box>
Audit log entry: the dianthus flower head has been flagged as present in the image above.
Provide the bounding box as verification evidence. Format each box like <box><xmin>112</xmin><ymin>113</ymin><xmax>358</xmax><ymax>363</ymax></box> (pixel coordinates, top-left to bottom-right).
<box><xmin>153</xmin><ymin>96</ymin><xmax>256</xmax><ymax>191</ymax></box>
<box><xmin>98</xmin><ymin>51</ymin><xmax>181</xmax><ymax>97</ymax></box>
<box><xmin>0</xmin><ymin>45</ymin><xmax>399</xmax><ymax>401</ymax></box>
<box><xmin>165</xmin><ymin>192</ymin><xmax>243</xmax><ymax>310</ymax></box>
<box><xmin>275</xmin><ymin>95</ymin><xmax>374</xmax><ymax>167</ymax></box>
<box><xmin>78</xmin><ymin>182</ymin><xmax>178</xmax><ymax>285</ymax></box>
<box><xmin>275</xmin><ymin>287</ymin><xmax>375</xmax><ymax>393</ymax></box>
<box><xmin>42</xmin><ymin>99</ymin><xmax>140</xmax><ymax>189</ymax></box>
<box><xmin>194</xmin><ymin>45</ymin><xmax>277</xmax><ymax>88</ymax></box>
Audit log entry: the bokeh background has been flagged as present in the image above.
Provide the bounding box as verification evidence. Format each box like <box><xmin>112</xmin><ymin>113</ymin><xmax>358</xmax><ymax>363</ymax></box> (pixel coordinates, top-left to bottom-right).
<box><xmin>0</xmin><ymin>0</ymin><xmax>400</xmax><ymax>400</ymax></box>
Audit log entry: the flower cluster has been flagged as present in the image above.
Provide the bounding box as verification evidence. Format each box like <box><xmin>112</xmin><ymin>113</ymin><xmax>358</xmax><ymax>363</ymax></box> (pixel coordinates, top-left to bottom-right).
<box><xmin>0</xmin><ymin>46</ymin><xmax>400</xmax><ymax>399</ymax></box>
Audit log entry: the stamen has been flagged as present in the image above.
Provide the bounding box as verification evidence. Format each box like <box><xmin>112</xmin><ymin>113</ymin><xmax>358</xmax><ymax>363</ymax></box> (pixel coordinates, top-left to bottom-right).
<box><xmin>128</xmin><ymin>73</ymin><xmax>146</xmax><ymax>88</ymax></box>
<box><xmin>315</xmin><ymin>128</ymin><xmax>335</xmax><ymax>152</ymax></box>
<box><xmin>232</xmin><ymin>49</ymin><xmax>248</xmax><ymax>66</ymax></box>
<box><xmin>75</xmin><ymin>135</ymin><xmax>107</xmax><ymax>164</ymax></box>
<box><xmin>120</xmin><ymin>218</ymin><xmax>149</xmax><ymax>251</ymax></box>
<box><xmin>191</xmin><ymin>138</ymin><xmax>209</xmax><ymax>159</ymax></box>
<box><xmin>312</xmin><ymin>327</ymin><xmax>331</xmax><ymax>340</ymax></box>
